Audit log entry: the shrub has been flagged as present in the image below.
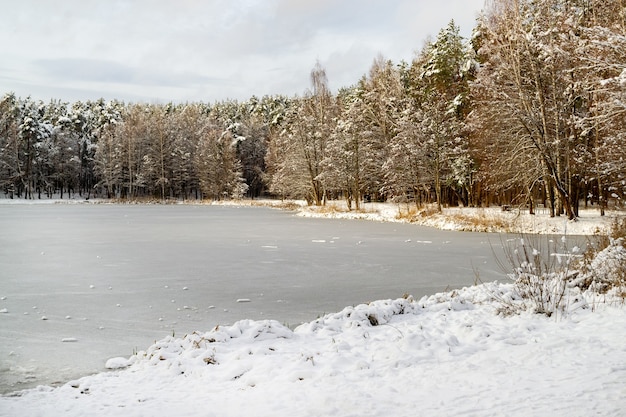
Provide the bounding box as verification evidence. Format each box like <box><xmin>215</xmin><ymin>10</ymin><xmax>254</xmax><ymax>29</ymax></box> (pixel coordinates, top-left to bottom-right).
<box><xmin>574</xmin><ymin>238</ymin><xmax>626</xmax><ymax>296</ymax></box>
<box><xmin>497</xmin><ymin>234</ymin><xmax>583</xmax><ymax>317</ymax></box>
<box><xmin>571</xmin><ymin>217</ymin><xmax>626</xmax><ymax>298</ymax></box>
<box><xmin>496</xmin><ymin>216</ymin><xmax>626</xmax><ymax>316</ymax></box>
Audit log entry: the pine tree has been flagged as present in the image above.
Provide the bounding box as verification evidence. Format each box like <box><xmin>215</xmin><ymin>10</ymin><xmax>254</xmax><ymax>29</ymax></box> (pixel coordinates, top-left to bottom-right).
<box><xmin>416</xmin><ymin>20</ymin><xmax>473</xmax><ymax>211</ymax></box>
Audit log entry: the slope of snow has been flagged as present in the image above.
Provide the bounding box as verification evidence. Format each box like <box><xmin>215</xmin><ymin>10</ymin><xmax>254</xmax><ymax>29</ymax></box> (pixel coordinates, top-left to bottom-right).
<box><xmin>1</xmin><ymin>283</ymin><xmax>624</xmax><ymax>417</ymax></box>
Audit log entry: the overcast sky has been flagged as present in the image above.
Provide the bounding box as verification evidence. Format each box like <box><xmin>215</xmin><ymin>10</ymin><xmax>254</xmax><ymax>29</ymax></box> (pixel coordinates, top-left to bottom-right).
<box><xmin>0</xmin><ymin>0</ymin><xmax>485</xmax><ymax>103</ymax></box>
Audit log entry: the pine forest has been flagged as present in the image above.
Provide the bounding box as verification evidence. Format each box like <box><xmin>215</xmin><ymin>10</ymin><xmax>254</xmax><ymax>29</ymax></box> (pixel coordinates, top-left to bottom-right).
<box><xmin>1</xmin><ymin>0</ymin><xmax>625</xmax><ymax>220</ymax></box>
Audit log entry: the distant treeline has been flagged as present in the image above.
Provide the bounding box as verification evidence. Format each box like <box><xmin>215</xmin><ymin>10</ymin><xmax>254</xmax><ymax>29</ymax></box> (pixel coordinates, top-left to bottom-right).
<box><xmin>1</xmin><ymin>0</ymin><xmax>625</xmax><ymax>218</ymax></box>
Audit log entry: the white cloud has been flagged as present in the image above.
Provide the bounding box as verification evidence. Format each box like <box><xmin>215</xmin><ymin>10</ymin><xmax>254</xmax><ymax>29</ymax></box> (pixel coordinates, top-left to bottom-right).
<box><xmin>0</xmin><ymin>0</ymin><xmax>485</xmax><ymax>103</ymax></box>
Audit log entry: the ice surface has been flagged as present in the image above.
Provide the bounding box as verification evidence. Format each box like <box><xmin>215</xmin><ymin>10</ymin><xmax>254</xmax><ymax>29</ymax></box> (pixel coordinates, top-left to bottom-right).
<box><xmin>0</xmin><ymin>204</ymin><xmax>507</xmax><ymax>394</ymax></box>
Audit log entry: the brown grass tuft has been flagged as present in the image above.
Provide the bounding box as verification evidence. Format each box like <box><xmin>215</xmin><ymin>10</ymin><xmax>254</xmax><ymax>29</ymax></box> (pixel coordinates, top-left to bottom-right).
<box><xmin>445</xmin><ymin>211</ymin><xmax>513</xmax><ymax>232</ymax></box>
<box><xmin>395</xmin><ymin>204</ymin><xmax>438</xmax><ymax>222</ymax></box>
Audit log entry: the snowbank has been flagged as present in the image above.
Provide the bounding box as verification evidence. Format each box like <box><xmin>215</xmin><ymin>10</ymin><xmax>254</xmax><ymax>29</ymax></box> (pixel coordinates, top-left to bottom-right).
<box><xmin>292</xmin><ymin>201</ymin><xmax>618</xmax><ymax>235</ymax></box>
<box><xmin>1</xmin><ymin>283</ymin><xmax>624</xmax><ymax>417</ymax></box>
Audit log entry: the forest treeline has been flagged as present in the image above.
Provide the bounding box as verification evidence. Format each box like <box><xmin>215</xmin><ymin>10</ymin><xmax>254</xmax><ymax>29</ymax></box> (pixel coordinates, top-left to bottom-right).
<box><xmin>1</xmin><ymin>0</ymin><xmax>625</xmax><ymax>218</ymax></box>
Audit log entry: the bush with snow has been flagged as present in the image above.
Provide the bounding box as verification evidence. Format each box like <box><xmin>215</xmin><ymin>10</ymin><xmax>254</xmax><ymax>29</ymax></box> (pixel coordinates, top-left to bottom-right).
<box><xmin>493</xmin><ymin>230</ymin><xmax>626</xmax><ymax>318</ymax></box>
<box><xmin>495</xmin><ymin>235</ymin><xmax>581</xmax><ymax>317</ymax></box>
<box><xmin>574</xmin><ymin>238</ymin><xmax>626</xmax><ymax>296</ymax></box>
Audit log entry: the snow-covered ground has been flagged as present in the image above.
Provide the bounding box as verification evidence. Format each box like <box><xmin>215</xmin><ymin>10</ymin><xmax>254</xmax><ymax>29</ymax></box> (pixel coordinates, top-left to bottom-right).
<box><xmin>1</xmin><ymin>198</ymin><xmax>625</xmax><ymax>417</ymax></box>
<box><xmin>287</xmin><ymin>200</ymin><xmax>618</xmax><ymax>235</ymax></box>
<box><xmin>1</xmin><ymin>284</ymin><xmax>624</xmax><ymax>417</ymax></box>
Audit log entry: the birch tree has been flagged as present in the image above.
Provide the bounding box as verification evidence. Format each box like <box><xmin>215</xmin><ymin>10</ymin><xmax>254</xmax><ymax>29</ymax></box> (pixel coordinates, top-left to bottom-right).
<box><xmin>355</xmin><ymin>56</ymin><xmax>405</xmax><ymax>202</ymax></box>
<box><xmin>195</xmin><ymin>119</ymin><xmax>247</xmax><ymax>200</ymax></box>
<box><xmin>93</xmin><ymin>100</ymin><xmax>123</xmax><ymax>198</ymax></box>
<box><xmin>169</xmin><ymin>103</ymin><xmax>205</xmax><ymax>200</ymax></box>
<box><xmin>268</xmin><ymin>62</ymin><xmax>335</xmax><ymax>205</ymax></box>
<box><xmin>321</xmin><ymin>86</ymin><xmax>375</xmax><ymax>209</ymax></box>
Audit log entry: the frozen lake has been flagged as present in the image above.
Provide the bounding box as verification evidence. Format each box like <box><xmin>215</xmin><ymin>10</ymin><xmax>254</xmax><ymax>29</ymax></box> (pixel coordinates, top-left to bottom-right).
<box><xmin>0</xmin><ymin>204</ymin><xmax>507</xmax><ymax>394</ymax></box>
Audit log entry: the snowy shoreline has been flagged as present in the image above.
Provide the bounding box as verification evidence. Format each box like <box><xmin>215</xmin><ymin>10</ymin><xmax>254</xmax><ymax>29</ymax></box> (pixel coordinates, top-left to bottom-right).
<box><xmin>1</xmin><ymin>283</ymin><xmax>625</xmax><ymax>417</ymax></box>
<box><xmin>288</xmin><ymin>201</ymin><xmax>618</xmax><ymax>235</ymax></box>
<box><xmin>1</xmin><ymin>196</ymin><xmax>620</xmax><ymax>235</ymax></box>
<box><xmin>1</xmin><ymin>198</ymin><xmax>625</xmax><ymax>416</ymax></box>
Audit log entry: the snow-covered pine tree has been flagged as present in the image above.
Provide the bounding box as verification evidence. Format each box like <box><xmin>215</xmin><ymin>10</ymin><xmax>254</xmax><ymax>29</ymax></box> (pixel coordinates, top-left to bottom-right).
<box><xmin>416</xmin><ymin>20</ymin><xmax>473</xmax><ymax>211</ymax></box>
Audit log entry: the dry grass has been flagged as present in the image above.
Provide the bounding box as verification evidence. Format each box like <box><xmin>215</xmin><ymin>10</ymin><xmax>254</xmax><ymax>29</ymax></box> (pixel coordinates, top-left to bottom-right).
<box><xmin>304</xmin><ymin>202</ymin><xmax>377</xmax><ymax>215</ymax></box>
<box><xmin>609</xmin><ymin>216</ymin><xmax>626</xmax><ymax>240</ymax></box>
<box><xmin>444</xmin><ymin>210</ymin><xmax>513</xmax><ymax>232</ymax></box>
<box><xmin>311</xmin><ymin>203</ymin><xmax>347</xmax><ymax>214</ymax></box>
<box><xmin>394</xmin><ymin>204</ymin><xmax>451</xmax><ymax>223</ymax></box>
<box><xmin>101</xmin><ymin>197</ymin><xmax>180</xmax><ymax>205</ymax></box>
<box><xmin>395</xmin><ymin>205</ymin><xmax>439</xmax><ymax>221</ymax></box>
<box><xmin>249</xmin><ymin>200</ymin><xmax>303</xmax><ymax>211</ymax></box>
<box><xmin>394</xmin><ymin>206</ymin><xmax>418</xmax><ymax>221</ymax></box>
<box><xmin>398</xmin><ymin>205</ymin><xmax>515</xmax><ymax>232</ymax></box>
<box><xmin>250</xmin><ymin>199</ymin><xmax>378</xmax><ymax>216</ymax></box>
